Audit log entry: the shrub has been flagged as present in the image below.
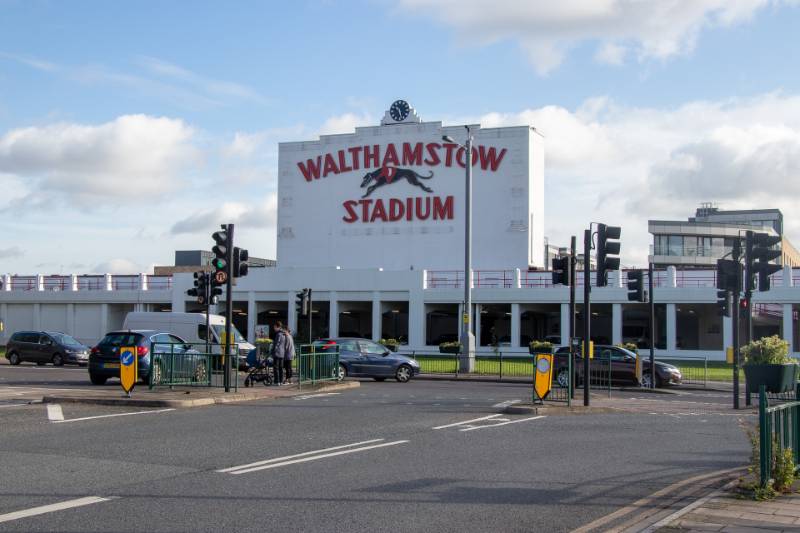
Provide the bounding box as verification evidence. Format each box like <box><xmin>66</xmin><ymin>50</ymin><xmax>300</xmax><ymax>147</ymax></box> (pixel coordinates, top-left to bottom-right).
<box><xmin>380</xmin><ymin>338</ymin><xmax>399</xmax><ymax>347</ymax></box>
<box><xmin>616</xmin><ymin>342</ymin><xmax>638</xmax><ymax>352</ymax></box>
<box><xmin>529</xmin><ymin>340</ymin><xmax>553</xmax><ymax>353</ymax></box>
<box><xmin>742</xmin><ymin>335</ymin><xmax>793</xmax><ymax>365</ymax></box>
<box><xmin>439</xmin><ymin>341</ymin><xmax>462</xmax><ymax>353</ymax></box>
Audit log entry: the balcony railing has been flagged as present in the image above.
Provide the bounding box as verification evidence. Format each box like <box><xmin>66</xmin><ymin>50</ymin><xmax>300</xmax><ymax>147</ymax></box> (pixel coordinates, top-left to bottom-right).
<box><xmin>2</xmin><ymin>274</ymin><xmax>172</xmax><ymax>292</ymax></box>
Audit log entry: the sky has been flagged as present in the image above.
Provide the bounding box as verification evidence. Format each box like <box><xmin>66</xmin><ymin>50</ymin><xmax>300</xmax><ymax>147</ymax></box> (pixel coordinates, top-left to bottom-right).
<box><xmin>2</xmin><ymin>0</ymin><xmax>800</xmax><ymax>274</ymax></box>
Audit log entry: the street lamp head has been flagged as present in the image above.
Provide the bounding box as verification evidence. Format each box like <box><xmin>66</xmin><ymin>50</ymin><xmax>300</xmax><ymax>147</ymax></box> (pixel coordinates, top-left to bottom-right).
<box><xmin>442</xmin><ymin>135</ymin><xmax>455</xmax><ymax>143</ymax></box>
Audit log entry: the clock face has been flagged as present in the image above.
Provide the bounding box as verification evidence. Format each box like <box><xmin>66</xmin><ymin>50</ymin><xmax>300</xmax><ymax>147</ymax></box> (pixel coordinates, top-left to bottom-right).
<box><xmin>389</xmin><ymin>100</ymin><xmax>410</xmax><ymax>122</ymax></box>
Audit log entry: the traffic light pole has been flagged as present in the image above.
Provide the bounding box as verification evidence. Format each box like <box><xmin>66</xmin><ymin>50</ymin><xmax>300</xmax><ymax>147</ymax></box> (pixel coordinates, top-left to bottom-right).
<box><xmin>224</xmin><ymin>223</ymin><xmax>234</xmax><ymax>393</ymax></box>
<box><xmin>744</xmin><ymin>231</ymin><xmax>753</xmax><ymax>407</ymax></box>
<box><xmin>583</xmin><ymin>228</ymin><xmax>592</xmax><ymax>407</ymax></box>
<box><xmin>569</xmin><ymin>235</ymin><xmax>576</xmax><ymax>401</ymax></box>
<box><xmin>204</xmin><ymin>272</ymin><xmax>211</xmax><ymax>355</ymax></box>
<box><xmin>732</xmin><ymin>240</ymin><xmax>741</xmax><ymax>410</ymax></box>
<box><xmin>308</xmin><ymin>290</ymin><xmax>313</xmax><ymax>345</ymax></box>
<box><xmin>649</xmin><ymin>262</ymin><xmax>655</xmax><ymax>389</ymax></box>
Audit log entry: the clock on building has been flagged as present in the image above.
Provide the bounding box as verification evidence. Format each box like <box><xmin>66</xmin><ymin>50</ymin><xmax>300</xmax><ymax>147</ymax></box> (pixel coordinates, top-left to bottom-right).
<box><xmin>389</xmin><ymin>100</ymin><xmax>410</xmax><ymax>122</ymax></box>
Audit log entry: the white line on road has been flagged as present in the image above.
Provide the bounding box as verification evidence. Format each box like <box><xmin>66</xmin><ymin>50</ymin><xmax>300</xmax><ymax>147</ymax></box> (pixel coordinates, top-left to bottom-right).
<box><xmin>293</xmin><ymin>392</ymin><xmax>341</xmax><ymax>400</ymax></box>
<box><xmin>0</xmin><ymin>497</ymin><xmax>110</xmax><ymax>524</ymax></box>
<box><xmin>217</xmin><ymin>439</ymin><xmax>386</xmax><ymax>473</ymax></box>
<box><xmin>224</xmin><ymin>440</ymin><xmax>409</xmax><ymax>475</ymax></box>
<box><xmin>432</xmin><ymin>414</ymin><xmax>502</xmax><ymax>430</ymax></box>
<box><xmin>460</xmin><ymin>415</ymin><xmax>545</xmax><ymax>432</ymax></box>
<box><xmin>491</xmin><ymin>399</ymin><xmax>521</xmax><ymax>408</ymax></box>
<box><xmin>52</xmin><ymin>408</ymin><xmax>175</xmax><ymax>424</ymax></box>
<box><xmin>46</xmin><ymin>403</ymin><xmax>64</xmax><ymax>421</ymax></box>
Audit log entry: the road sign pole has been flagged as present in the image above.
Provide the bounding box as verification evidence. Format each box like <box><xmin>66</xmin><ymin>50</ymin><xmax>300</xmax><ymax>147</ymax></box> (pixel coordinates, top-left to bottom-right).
<box><xmin>649</xmin><ymin>262</ymin><xmax>655</xmax><ymax>389</ymax></box>
<box><xmin>569</xmin><ymin>235</ymin><xmax>576</xmax><ymax>401</ymax></box>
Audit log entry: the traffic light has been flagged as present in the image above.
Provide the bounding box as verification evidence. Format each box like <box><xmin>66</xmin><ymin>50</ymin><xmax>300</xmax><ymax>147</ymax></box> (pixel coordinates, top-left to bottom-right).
<box><xmin>210</xmin><ymin>284</ymin><xmax>222</xmax><ymax>305</ymax></box>
<box><xmin>551</xmin><ymin>256</ymin><xmax>570</xmax><ymax>286</ymax></box>
<box><xmin>751</xmin><ymin>232</ymin><xmax>782</xmax><ymax>291</ymax></box>
<box><xmin>596</xmin><ymin>224</ymin><xmax>621</xmax><ymax>287</ymax></box>
<box><xmin>716</xmin><ymin>259</ymin><xmax>741</xmax><ymax>292</ymax></box>
<box><xmin>296</xmin><ymin>289</ymin><xmax>310</xmax><ymax>317</ymax></box>
<box><xmin>233</xmin><ymin>247</ymin><xmax>249</xmax><ymax>278</ymax></box>
<box><xmin>626</xmin><ymin>270</ymin><xmax>645</xmax><ymax>302</ymax></box>
<box><xmin>211</xmin><ymin>227</ymin><xmax>229</xmax><ymax>280</ymax></box>
<box><xmin>716</xmin><ymin>290</ymin><xmax>730</xmax><ymax>317</ymax></box>
<box><xmin>187</xmin><ymin>271</ymin><xmax>207</xmax><ymax>304</ymax></box>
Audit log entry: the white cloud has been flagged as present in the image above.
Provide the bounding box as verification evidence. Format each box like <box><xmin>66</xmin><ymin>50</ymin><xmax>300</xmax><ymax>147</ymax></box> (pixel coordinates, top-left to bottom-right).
<box><xmin>594</xmin><ymin>43</ymin><xmax>626</xmax><ymax>66</ymax></box>
<box><xmin>318</xmin><ymin>112</ymin><xmax>374</xmax><ymax>136</ymax></box>
<box><xmin>91</xmin><ymin>258</ymin><xmax>144</xmax><ymax>274</ymax></box>
<box><xmin>170</xmin><ymin>194</ymin><xmax>278</xmax><ymax>234</ymax></box>
<box><xmin>469</xmin><ymin>92</ymin><xmax>800</xmax><ymax>265</ymax></box>
<box><xmin>397</xmin><ymin>0</ymin><xmax>788</xmax><ymax>73</ymax></box>
<box><xmin>0</xmin><ymin>114</ymin><xmax>199</xmax><ymax>206</ymax></box>
<box><xmin>0</xmin><ymin>246</ymin><xmax>23</xmax><ymax>259</ymax></box>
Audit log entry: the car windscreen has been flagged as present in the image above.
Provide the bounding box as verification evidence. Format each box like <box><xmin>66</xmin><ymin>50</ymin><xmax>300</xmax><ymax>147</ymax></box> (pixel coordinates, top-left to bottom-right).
<box><xmin>49</xmin><ymin>333</ymin><xmax>84</xmax><ymax>348</ymax></box>
<box><xmin>100</xmin><ymin>332</ymin><xmax>144</xmax><ymax>346</ymax></box>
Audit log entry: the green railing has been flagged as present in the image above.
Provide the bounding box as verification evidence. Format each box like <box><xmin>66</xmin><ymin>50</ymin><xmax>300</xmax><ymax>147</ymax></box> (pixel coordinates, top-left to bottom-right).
<box><xmin>759</xmin><ymin>384</ymin><xmax>800</xmax><ymax>488</ymax></box>
<box><xmin>147</xmin><ymin>342</ymin><xmax>239</xmax><ymax>390</ymax></box>
<box><xmin>297</xmin><ymin>344</ymin><xmax>340</xmax><ymax>385</ymax></box>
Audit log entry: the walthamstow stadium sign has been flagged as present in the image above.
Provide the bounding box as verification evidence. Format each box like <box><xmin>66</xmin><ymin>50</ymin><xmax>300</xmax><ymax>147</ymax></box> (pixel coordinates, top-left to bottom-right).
<box><xmin>277</xmin><ymin>100</ymin><xmax>544</xmax><ymax>270</ymax></box>
<box><xmin>296</xmin><ymin>141</ymin><xmax>507</xmax><ymax>223</ymax></box>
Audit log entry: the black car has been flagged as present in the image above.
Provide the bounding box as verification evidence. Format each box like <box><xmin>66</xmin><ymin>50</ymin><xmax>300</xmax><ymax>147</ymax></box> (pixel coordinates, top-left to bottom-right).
<box><xmin>553</xmin><ymin>345</ymin><xmax>682</xmax><ymax>388</ymax></box>
<box><xmin>88</xmin><ymin>330</ymin><xmax>207</xmax><ymax>386</ymax></box>
<box><xmin>5</xmin><ymin>331</ymin><xmax>89</xmax><ymax>366</ymax></box>
<box><xmin>314</xmin><ymin>338</ymin><xmax>421</xmax><ymax>383</ymax></box>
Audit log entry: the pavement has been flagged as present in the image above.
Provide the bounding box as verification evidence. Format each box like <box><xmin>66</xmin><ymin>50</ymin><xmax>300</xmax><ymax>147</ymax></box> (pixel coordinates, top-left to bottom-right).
<box><xmin>38</xmin><ymin>379</ymin><xmax>360</xmax><ymax>407</ymax></box>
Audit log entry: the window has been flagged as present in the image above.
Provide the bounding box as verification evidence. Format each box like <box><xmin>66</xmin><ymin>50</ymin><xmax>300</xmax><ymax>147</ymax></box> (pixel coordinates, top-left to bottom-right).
<box><xmin>100</xmin><ymin>333</ymin><xmax>143</xmax><ymax>346</ymax></box>
<box><xmin>668</xmin><ymin>235</ymin><xmax>683</xmax><ymax>256</ymax></box>
<box><xmin>359</xmin><ymin>341</ymin><xmax>387</xmax><ymax>355</ymax></box>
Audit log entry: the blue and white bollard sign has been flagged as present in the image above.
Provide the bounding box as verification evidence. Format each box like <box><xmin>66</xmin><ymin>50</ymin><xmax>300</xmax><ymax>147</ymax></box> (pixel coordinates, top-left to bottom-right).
<box><xmin>120</xmin><ymin>346</ymin><xmax>137</xmax><ymax>395</ymax></box>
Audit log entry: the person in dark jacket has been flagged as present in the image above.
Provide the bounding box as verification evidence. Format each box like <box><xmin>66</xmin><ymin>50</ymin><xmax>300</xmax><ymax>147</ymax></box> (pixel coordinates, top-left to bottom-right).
<box><xmin>272</xmin><ymin>322</ymin><xmax>287</xmax><ymax>385</ymax></box>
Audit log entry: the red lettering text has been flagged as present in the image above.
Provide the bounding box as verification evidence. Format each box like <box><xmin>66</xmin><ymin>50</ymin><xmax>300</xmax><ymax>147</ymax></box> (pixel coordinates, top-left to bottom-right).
<box><xmin>298</xmin><ymin>157</ymin><xmax>322</xmax><ymax>181</ymax></box>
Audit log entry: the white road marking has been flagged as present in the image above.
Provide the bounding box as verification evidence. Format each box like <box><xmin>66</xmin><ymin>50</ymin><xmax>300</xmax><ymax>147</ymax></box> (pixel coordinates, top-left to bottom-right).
<box><xmin>432</xmin><ymin>414</ymin><xmax>502</xmax><ymax>430</ymax></box>
<box><xmin>46</xmin><ymin>404</ymin><xmax>64</xmax><ymax>421</ymax></box>
<box><xmin>293</xmin><ymin>392</ymin><xmax>341</xmax><ymax>400</ymax></box>
<box><xmin>0</xmin><ymin>496</ymin><xmax>110</xmax><ymax>524</ymax></box>
<box><xmin>492</xmin><ymin>399</ymin><xmax>521</xmax><ymax>408</ymax></box>
<box><xmin>217</xmin><ymin>439</ymin><xmax>385</xmax><ymax>473</ymax></box>
<box><xmin>223</xmin><ymin>440</ymin><xmax>409</xmax><ymax>475</ymax></box>
<box><xmin>460</xmin><ymin>415</ymin><xmax>545</xmax><ymax>432</ymax></box>
<box><xmin>52</xmin><ymin>408</ymin><xmax>175</xmax><ymax>424</ymax></box>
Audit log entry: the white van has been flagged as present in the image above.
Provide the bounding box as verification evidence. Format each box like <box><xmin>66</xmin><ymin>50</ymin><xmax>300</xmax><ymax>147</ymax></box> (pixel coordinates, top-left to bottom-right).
<box><xmin>122</xmin><ymin>312</ymin><xmax>255</xmax><ymax>363</ymax></box>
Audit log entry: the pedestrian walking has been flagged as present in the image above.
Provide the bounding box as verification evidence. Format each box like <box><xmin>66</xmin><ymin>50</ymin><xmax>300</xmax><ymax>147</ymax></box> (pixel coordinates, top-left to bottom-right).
<box><xmin>272</xmin><ymin>321</ymin><xmax>286</xmax><ymax>386</ymax></box>
<box><xmin>283</xmin><ymin>328</ymin><xmax>295</xmax><ymax>384</ymax></box>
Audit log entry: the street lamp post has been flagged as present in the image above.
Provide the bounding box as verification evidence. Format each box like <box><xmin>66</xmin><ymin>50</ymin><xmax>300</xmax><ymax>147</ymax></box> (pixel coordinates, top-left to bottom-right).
<box><xmin>443</xmin><ymin>126</ymin><xmax>476</xmax><ymax>372</ymax></box>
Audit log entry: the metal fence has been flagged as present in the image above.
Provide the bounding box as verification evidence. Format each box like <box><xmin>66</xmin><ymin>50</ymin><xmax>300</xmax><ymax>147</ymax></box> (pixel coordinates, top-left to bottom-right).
<box><xmin>655</xmin><ymin>356</ymin><xmax>707</xmax><ymax>387</ymax></box>
<box><xmin>146</xmin><ymin>342</ymin><xmax>239</xmax><ymax>390</ymax></box>
<box><xmin>296</xmin><ymin>344</ymin><xmax>340</xmax><ymax>385</ymax></box>
<box><xmin>758</xmin><ymin>384</ymin><xmax>800</xmax><ymax>488</ymax></box>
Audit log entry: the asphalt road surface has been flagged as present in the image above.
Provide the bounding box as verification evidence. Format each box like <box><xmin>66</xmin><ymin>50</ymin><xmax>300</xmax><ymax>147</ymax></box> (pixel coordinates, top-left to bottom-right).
<box><xmin>0</xmin><ymin>364</ymin><xmax>751</xmax><ymax>532</ymax></box>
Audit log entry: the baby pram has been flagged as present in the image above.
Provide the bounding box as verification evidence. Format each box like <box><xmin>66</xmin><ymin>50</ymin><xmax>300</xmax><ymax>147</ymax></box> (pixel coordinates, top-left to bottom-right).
<box><xmin>243</xmin><ymin>348</ymin><xmax>274</xmax><ymax>387</ymax></box>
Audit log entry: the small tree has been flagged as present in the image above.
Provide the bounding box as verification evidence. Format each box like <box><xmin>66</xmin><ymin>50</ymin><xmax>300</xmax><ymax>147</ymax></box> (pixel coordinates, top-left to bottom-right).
<box><xmin>742</xmin><ymin>335</ymin><xmax>793</xmax><ymax>365</ymax></box>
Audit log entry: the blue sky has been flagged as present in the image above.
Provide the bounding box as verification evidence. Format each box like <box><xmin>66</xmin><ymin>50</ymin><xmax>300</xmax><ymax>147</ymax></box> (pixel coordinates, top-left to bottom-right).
<box><xmin>2</xmin><ymin>0</ymin><xmax>800</xmax><ymax>273</ymax></box>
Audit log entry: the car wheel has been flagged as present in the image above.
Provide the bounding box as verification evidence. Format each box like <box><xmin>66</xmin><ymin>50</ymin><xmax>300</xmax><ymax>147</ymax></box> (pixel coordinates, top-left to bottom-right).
<box><xmin>640</xmin><ymin>373</ymin><xmax>654</xmax><ymax>389</ymax></box>
<box><xmin>7</xmin><ymin>352</ymin><xmax>21</xmax><ymax>365</ymax></box>
<box><xmin>337</xmin><ymin>364</ymin><xmax>347</xmax><ymax>381</ymax></box>
<box><xmin>373</xmin><ymin>377</ymin><xmax>386</xmax><ymax>382</ymax></box>
<box><xmin>395</xmin><ymin>364</ymin><xmax>412</xmax><ymax>383</ymax></box>
<box><xmin>52</xmin><ymin>353</ymin><xmax>64</xmax><ymax>366</ymax></box>
<box><xmin>556</xmin><ymin>369</ymin><xmax>570</xmax><ymax>388</ymax></box>
<box><xmin>244</xmin><ymin>378</ymin><xmax>251</xmax><ymax>387</ymax></box>
<box><xmin>193</xmin><ymin>361</ymin><xmax>208</xmax><ymax>383</ymax></box>
<box><xmin>151</xmin><ymin>361</ymin><xmax>164</xmax><ymax>385</ymax></box>
<box><xmin>89</xmin><ymin>373</ymin><xmax>107</xmax><ymax>385</ymax></box>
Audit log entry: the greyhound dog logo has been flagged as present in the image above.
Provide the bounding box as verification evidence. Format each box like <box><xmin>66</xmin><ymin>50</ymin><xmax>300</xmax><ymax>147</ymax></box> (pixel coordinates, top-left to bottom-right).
<box><xmin>360</xmin><ymin>166</ymin><xmax>434</xmax><ymax>198</ymax></box>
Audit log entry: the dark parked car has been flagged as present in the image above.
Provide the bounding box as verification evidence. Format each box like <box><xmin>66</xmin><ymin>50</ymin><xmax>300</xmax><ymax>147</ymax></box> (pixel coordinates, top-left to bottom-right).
<box><xmin>88</xmin><ymin>330</ymin><xmax>207</xmax><ymax>386</ymax></box>
<box><xmin>313</xmin><ymin>338</ymin><xmax>421</xmax><ymax>382</ymax></box>
<box><xmin>5</xmin><ymin>331</ymin><xmax>89</xmax><ymax>366</ymax></box>
<box><xmin>553</xmin><ymin>345</ymin><xmax>682</xmax><ymax>388</ymax></box>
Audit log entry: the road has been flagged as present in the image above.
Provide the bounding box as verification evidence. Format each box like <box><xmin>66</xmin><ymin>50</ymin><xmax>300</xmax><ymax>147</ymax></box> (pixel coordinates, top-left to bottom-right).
<box><xmin>0</xmin><ymin>364</ymin><xmax>751</xmax><ymax>532</ymax></box>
